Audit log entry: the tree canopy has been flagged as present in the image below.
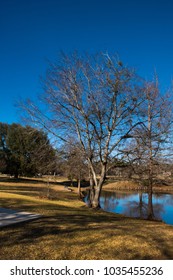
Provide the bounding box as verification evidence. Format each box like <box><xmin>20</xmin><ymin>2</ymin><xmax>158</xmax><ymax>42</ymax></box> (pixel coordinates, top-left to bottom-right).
<box><xmin>0</xmin><ymin>122</ymin><xmax>56</xmax><ymax>178</ymax></box>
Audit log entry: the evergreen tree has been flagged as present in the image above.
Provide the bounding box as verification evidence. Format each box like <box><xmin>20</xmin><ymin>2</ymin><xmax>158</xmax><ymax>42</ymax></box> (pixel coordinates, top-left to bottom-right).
<box><xmin>0</xmin><ymin>122</ymin><xmax>56</xmax><ymax>177</ymax></box>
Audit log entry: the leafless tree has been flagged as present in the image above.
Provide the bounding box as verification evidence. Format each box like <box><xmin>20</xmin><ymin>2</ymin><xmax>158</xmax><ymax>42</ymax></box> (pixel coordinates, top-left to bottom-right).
<box><xmin>124</xmin><ymin>78</ymin><xmax>173</xmax><ymax>219</ymax></box>
<box><xmin>20</xmin><ymin>52</ymin><xmax>145</xmax><ymax>208</ymax></box>
<box><xmin>60</xmin><ymin>139</ymin><xmax>88</xmax><ymax>198</ymax></box>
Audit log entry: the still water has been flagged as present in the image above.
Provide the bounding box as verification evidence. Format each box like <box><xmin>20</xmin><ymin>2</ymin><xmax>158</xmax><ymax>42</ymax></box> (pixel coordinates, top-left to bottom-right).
<box><xmin>87</xmin><ymin>191</ymin><xmax>173</xmax><ymax>226</ymax></box>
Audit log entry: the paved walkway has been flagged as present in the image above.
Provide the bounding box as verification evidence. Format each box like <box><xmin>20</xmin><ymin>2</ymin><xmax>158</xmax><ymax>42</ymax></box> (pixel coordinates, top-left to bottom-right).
<box><xmin>0</xmin><ymin>208</ymin><xmax>42</xmax><ymax>228</ymax></box>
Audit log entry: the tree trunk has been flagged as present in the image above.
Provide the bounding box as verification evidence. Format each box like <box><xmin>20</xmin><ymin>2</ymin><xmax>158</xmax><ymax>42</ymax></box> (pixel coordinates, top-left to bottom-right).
<box><xmin>87</xmin><ymin>173</ymin><xmax>95</xmax><ymax>207</ymax></box>
<box><xmin>77</xmin><ymin>178</ymin><xmax>83</xmax><ymax>199</ymax></box>
<box><xmin>70</xmin><ymin>177</ymin><xmax>74</xmax><ymax>187</ymax></box>
<box><xmin>139</xmin><ymin>192</ymin><xmax>143</xmax><ymax>218</ymax></box>
<box><xmin>47</xmin><ymin>179</ymin><xmax>50</xmax><ymax>199</ymax></box>
<box><xmin>14</xmin><ymin>172</ymin><xmax>18</xmax><ymax>179</ymax></box>
<box><xmin>91</xmin><ymin>186</ymin><xmax>102</xmax><ymax>208</ymax></box>
<box><xmin>147</xmin><ymin>178</ymin><xmax>154</xmax><ymax>220</ymax></box>
<box><xmin>90</xmin><ymin>162</ymin><xmax>107</xmax><ymax>209</ymax></box>
<box><xmin>147</xmin><ymin>94</ymin><xmax>154</xmax><ymax>220</ymax></box>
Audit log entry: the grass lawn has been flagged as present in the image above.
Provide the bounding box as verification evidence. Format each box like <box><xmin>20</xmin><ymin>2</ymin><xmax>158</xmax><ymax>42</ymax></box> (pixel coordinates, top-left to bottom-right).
<box><xmin>0</xmin><ymin>176</ymin><xmax>173</xmax><ymax>260</ymax></box>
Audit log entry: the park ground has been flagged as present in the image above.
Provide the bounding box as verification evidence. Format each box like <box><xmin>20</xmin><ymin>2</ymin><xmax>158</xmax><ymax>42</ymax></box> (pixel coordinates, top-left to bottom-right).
<box><xmin>0</xmin><ymin>175</ymin><xmax>173</xmax><ymax>260</ymax></box>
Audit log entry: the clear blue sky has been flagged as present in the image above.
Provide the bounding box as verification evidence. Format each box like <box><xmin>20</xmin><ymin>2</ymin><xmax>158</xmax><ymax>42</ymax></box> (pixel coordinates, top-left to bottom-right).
<box><xmin>1</xmin><ymin>0</ymin><xmax>173</xmax><ymax>124</ymax></box>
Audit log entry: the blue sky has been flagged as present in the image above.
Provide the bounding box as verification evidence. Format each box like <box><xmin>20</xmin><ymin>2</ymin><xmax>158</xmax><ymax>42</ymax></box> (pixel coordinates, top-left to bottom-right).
<box><xmin>1</xmin><ymin>0</ymin><xmax>173</xmax><ymax>124</ymax></box>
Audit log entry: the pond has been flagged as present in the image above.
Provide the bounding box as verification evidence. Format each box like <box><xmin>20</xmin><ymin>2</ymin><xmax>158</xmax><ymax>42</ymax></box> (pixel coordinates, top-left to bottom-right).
<box><xmin>86</xmin><ymin>190</ymin><xmax>173</xmax><ymax>226</ymax></box>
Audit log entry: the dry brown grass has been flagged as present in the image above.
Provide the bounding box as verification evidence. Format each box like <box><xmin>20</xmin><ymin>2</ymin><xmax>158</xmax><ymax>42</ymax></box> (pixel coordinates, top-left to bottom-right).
<box><xmin>0</xmin><ymin>176</ymin><xmax>173</xmax><ymax>260</ymax></box>
<box><xmin>103</xmin><ymin>179</ymin><xmax>173</xmax><ymax>193</ymax></box>
<box><xmin>103</xmin><ymin>180</ymin><xmax>140</xmax><ymax>190</ymax></box>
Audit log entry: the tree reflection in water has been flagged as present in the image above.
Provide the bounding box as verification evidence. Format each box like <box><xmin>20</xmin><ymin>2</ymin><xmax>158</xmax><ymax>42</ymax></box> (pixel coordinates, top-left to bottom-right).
<box><xmin>89</xmin><ymin>190</ymin><xmax>173</xmax><ymax>226</ymax></box>
<box><xmin>123</xmin><ymin>192</ymin><xmax>148</xmax><ymax>219</ymax></box>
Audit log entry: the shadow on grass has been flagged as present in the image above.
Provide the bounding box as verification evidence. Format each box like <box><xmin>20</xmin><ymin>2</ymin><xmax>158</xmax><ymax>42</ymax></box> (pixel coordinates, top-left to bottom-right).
<box><xmin>0</xmin><ymin>176</ymin><xmax>89</xmax><ymax>188</ymax></box>
<box><xmin>0</xmin><ymin>176</ymin><xmax>43</xmax><ymax>184</ymax></box>
<box><xmin>0</xmin><ymin>211</ymin><xmax>127</xmax><ymax>244</ymax></box>
<box><xmin>0</xmin><ymin>193</ymin><xmax>129</xmax><ymax>241</ymax></box>
<box><xmin>1</xmin><ymin>207</ymin><xmax>173</xmax><ymax>259</ymax></box>
<box><xmin>1</xmin><ymin>202</ymin><xmax>173</xmax><ymax>259</ymax></box>
<box><xmin>0</xmin><ymin>184</ymin><xmax>80</xmax><ymax>201</ymax></box>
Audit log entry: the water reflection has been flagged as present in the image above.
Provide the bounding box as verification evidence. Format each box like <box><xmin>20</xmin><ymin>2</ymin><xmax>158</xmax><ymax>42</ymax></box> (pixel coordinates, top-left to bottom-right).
<box><xmin>123</xmin><ymin>192</ymin><xmax>148</xmax><ymax>219</ymax></box>
<box><xmin>87</xmin><ymin>191</ymin><xmax>173</xmax><ymax>226</ymax></box>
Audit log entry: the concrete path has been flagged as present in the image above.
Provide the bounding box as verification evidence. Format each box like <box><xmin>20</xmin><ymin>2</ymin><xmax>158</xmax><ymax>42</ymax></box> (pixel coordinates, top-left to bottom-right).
<box><xmin>0</xmin><ymin>208</ymin><xmax>42</xmax><ymax>228</ymax></box>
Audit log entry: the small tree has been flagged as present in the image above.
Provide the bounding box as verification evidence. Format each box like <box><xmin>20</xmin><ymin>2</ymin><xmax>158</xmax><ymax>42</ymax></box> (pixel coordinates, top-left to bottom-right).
<box><xmin>125</xmin><ymin>79</ymin><xmax>173</xmax><ymax>219</ymax></box>
<box><xmin>61</xmin><ymin>140</ymin><xmax>87</xmax><ymax>198</ymax></box>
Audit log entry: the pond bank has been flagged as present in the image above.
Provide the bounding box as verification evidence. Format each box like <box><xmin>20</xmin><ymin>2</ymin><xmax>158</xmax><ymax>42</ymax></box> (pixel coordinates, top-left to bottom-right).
<box><xmin>103</xmin><ymin>180</ymin><xmax>173</xmax><ymax>194</ymax></box>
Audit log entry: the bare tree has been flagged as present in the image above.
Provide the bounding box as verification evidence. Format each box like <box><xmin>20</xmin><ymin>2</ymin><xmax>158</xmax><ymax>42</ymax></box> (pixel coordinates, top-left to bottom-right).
<box><xmin>60</xmin><ymin>139</ymin><xmax>88</xmax><ymax>198</ymax></box>
<box><xmin>125</xmin><ymin>78</ymin><xmax>173</xmax><ymax>219</ymax></box>
<box><xmin>21</xmin><ymin>52</ymin><xmax>144</xmax><ymax>208</ymax></box>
